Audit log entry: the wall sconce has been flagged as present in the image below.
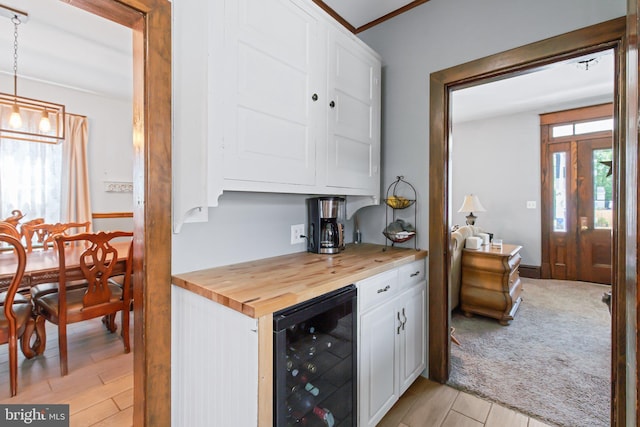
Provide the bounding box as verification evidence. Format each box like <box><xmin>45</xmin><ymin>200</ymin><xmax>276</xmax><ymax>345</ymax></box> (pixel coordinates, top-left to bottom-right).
<box><xmin>0</xmin><ymin>5</ymin><xmax>65</xmax><ymax>144</ymax></box>
<box><xmin>458</xmin><ymin>194</ymin><xmax>486</xmax><ymax>225</ymax></box>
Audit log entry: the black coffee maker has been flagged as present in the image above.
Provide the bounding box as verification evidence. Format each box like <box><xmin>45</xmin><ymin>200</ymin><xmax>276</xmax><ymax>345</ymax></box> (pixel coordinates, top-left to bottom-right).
<box><xmin>307</xmin><ymin>197</ymin><xmax>345</xmax><ymax>254</ymax></box>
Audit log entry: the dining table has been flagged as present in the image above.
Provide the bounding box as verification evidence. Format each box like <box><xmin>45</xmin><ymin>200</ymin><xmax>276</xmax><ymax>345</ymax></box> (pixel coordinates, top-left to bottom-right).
<box><xmin>0</xmin><ymin>240</ymin><xmax>131</xmax><ymax>294</ymax></box>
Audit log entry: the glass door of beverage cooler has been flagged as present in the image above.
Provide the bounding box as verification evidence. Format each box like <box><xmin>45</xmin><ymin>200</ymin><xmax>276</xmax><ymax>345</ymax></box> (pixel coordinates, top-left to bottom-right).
<box><xmin>273</xmin><ymin>285</ymin><xmax>357</xmax><ymax>427</ymax></box>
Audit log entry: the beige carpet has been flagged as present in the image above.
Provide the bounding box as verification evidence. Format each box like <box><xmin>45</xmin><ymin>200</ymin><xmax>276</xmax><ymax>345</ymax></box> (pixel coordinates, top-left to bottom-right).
<box><xmin>448</xmin><ymin>278</ymin><xmax>611</xmax><ymax>427</ymax></box>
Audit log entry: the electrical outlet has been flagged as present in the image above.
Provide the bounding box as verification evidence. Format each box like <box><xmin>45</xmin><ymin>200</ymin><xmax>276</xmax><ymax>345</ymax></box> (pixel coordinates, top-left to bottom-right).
<box><xmin>290</xmin><ymin>224</ymin><xmax>306</xmax><ymax>245</ymax></box>
<box><xmin>526</xmin><ymin>201</ymin><xmax>537</xmax><ymax>209</ymax></box>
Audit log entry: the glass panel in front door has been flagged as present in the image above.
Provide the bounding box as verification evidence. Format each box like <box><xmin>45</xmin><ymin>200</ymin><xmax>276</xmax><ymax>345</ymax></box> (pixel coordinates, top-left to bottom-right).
<box><xmin>592</xmin><ymin>148</ymin><xmax>613</xmax><ymax>229</ymax></box>
<box><xmin>553</xmin><ymin>152</ymin><xmax>567</xmax><ymax>232</ymax></box>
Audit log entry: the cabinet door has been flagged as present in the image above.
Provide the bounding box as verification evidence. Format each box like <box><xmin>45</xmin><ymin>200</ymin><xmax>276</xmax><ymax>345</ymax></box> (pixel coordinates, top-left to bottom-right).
<box><xmin>325</xmin><ymin>27</ymin><xmax>381</xmax><ymax>192</ymax></box>
<box><xmin>359</xmin><ymin>299</ymin><xmax>399</xmax><ymax>427</ymax></box>
<box><xmin>223</xmin><ymin>0</ymin><xmax>322</xmax><ymax>186</ymax></box>
<box><xmin>398</xmin><ymin>281</ymin><xmax>427</xmax><ymax>394</ymax></box>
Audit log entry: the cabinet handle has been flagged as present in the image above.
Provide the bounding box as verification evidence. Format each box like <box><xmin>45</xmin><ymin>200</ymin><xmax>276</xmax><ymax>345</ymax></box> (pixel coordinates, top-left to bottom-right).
<box><xmin>377</xmin><ymin>285</ymin><xmax>390</xmax><ymax>294</ymax></box>
<box><xmin>397</xmin><ymin>312</ymin><xmax>402</xmax><ymax>335</ymax></box>
<box><xmin>401</xmin><ymin>308</ymin><xmax>407</xmax><ymax>331</ymax></box>
<box><xmin>329</xmin><ymin>100</ymin><xmax>335</xmax><ymax>108</ymax></box>
<box><xmin>410</xmin><ymin>271</ymin><xmax>420</xmax><ymax>277</ymax></box>
<box><xmin>312</xmin><ymin>93</ymin><xmax>318</xmax><ymax>101</ymax></box>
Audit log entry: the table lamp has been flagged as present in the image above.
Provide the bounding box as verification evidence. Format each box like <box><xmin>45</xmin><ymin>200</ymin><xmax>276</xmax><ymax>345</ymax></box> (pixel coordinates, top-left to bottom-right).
<box><xmin>458</xmin><ymin>194</ymin><xmax>486</xmax><ymax>225</ymax></box>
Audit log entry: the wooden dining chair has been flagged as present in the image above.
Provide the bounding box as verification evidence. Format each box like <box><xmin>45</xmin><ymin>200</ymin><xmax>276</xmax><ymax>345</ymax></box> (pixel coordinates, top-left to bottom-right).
<box><xmin>2</xmin><ymin>210</ymin><xmax>24</xmax><ymax>228</ymax></box>
<box><xmin>19</xmin><ymin>217</ymin><xmax>44</xmax><ymax>244</ymax></box>
<box><xmin>0</xmin><ymin>233</ymin><xmax>32</xmax><ymax>396</ymax></box>
<box><xmin>0</xmin><ymin>222</ymin><xmax>21</xmax><ymax>241</ymax></box>
<box><xmin>0</xmin><ymin>222</ymin><xmax>23</xmax><ymax>255</ymax></box>
<box><xmin>22</xmin><ymin>221</ymin><xmax>90</xmax><ymax>252</ymax></box>
<box><xmin>31</xmin><ymin>231</ymin><xmax>133</xmax><ymax>376</ymax></box>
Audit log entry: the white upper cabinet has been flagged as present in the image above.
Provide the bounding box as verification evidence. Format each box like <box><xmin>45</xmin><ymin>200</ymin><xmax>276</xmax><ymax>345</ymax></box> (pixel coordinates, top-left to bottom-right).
<box><xmin>172</xmin><ymin>0</ymin><xmax>211</xmax><ymax>232</ymax></box>
<box><xmin>222</xmin><ymin>0</ymin><xmax>321</xmax><ymax>188</ymax></box>
<box><xmin>172</xmin><ymin>0</ymin><xmax>382</xmax><ymax>232</ymax></box>
<box><xmin>326</xmin><ymin>27</ymin><xmax>381</xmax><ymax>192</ymax></box>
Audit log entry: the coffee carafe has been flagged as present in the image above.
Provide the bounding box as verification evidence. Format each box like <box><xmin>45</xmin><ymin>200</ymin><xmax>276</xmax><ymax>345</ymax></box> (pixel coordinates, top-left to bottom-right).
<box><xmin>307</xmin><ymin>197</ymin><xmax>345</xmax><ymax>254</ymax></box>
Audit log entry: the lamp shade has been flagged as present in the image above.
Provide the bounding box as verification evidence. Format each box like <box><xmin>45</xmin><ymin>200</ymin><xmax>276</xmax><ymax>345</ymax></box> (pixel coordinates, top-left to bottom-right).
<box><xmin>458</xmin><ymin>194</ymin><xmax>486</xmax><ymax>213</ymax></box>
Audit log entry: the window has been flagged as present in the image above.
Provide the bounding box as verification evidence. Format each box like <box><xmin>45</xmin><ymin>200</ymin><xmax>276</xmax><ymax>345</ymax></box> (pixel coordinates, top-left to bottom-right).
<box><xmin>553</xmin><ymin>152</ymin><xmax>567</xmax><ymax>232</ymax></box>
<box><xmin>576</xmin><ymin>118</ymin><xmax>613</xmax><ymax>135</ymax></box>
<box><xmin>551</xmin><ymin>118</ymin><xmax>613</xmax><ymax>138</ymax></box>
<box><xmin>0</xmin><ymin>138</ymin><xmax>63</xmax><ymax>223</ymax></box>
<box><xmin>552</xmin><ymin>124</ymin><xmax>573</xmax><ymax>138</ymax></box>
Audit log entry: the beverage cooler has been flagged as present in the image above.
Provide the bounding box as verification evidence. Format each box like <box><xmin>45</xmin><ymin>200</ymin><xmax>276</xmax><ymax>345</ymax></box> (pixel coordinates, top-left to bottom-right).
<box><xmin>273</xmin><ymin>285</ymin><xmax>357</xmax><ymax>427</ymax></box>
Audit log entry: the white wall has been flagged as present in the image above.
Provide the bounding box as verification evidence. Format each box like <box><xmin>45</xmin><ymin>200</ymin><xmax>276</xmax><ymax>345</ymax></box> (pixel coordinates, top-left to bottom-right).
<box><xmin>451</xmin><ymin>113</ymin><xmax>541</xmax><ymax>265</ymax></box>
<box><xmin>170</xmin><ymin>0</ymin><xmax>625</xmax><ymax>275</ymax></box>
<box><xmin>172</xmin><ymin>192</ymin><xmax>313</xmax><ymax>273</ymax></box>
<box><xmin>356</xmin><ymin>0</ymin><xmax>625</xmax><ymax>254</ymax></box>
<box><xmin>0</xmin><ymin>75</ymin><xmax>134</xmax><ymax>232</ymax></box>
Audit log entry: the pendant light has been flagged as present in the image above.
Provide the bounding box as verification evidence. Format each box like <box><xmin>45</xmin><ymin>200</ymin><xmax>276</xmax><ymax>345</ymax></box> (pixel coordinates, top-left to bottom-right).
<box><xmin>0</xmin><ymin>5</ymin><xmax>65</xmax><ymax>144</ymax></box>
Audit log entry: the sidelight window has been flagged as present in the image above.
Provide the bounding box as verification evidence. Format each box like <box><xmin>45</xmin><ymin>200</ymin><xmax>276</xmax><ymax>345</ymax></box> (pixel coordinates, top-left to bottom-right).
<box><xmin>553</xmin><ymin>152</ymin><xmax>567</xmax><ymax>232</ymax></box>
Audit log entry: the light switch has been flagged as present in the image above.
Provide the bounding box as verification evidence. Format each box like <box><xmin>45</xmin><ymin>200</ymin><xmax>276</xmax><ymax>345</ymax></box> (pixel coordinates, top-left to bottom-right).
<box><xmin>526</xmin><ymin>201</ymin><xmax>537</xmax><ymax>209</ymax></box>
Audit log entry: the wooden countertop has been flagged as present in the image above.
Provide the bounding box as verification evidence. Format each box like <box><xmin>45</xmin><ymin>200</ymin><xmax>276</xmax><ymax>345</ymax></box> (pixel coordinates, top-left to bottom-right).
<box><xmin>171</xmin><ymin>243</ymin><xmax>428</xmax><ymax>318</ymax></box>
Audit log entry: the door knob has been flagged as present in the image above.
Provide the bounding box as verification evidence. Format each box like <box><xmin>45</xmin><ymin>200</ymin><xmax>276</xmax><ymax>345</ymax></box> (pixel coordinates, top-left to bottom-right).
<box><xmin>329</xmin><ymin>101</ymin><xmax>335</xmax><ymax>108</ymax></box>
<box><xmin>312</xmin><ymin>93</ymin><xmax>318</xmax><ymax>101</ymax></box>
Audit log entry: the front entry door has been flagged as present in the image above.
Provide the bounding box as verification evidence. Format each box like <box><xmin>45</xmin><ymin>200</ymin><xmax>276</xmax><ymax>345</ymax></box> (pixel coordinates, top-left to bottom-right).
<box><xmin>541</xmin><ymin>106</ymin><xmax>613</xmax><ymax>285</ymax></box>
<box><xmin>576</xmin><ymin>137</ymin><xmax>613</xmax><ymax>283</ymax></box>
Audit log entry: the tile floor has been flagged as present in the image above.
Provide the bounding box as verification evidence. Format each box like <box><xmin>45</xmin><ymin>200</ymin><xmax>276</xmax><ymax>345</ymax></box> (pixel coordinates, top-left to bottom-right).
<box><xmin>0</xmin><ymin>317</ymin><xmax>133</xmax><ymax>426</ymax></box>
<box><xmin>379</xmin><ymin>376</ymin><xmax>555</xmax><ymax>427</ymax></box>
<box><xmin>0</xmin><ymin>318</ymin><xmax>556</xmax><ymax>427</ymax></box>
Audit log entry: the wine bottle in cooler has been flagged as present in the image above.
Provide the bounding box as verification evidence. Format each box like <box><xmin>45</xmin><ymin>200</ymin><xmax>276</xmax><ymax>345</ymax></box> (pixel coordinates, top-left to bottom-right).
<box><xmin>287</xmin><ymin>387</ymin><xmax>316</xmax><ymax>418</ymax></box>
<box><xmin>286</xmin><ymin>409</ymin><xmax>309</xmax><ymax>426</ymax></box>
<box><xmin>312</xmin><ymin>407</ymin><xmax>335</xmax><ymax>427</ymax></box>
<box><xmin>288</xmin><ymin>346</ymin><xmax>318</xmax><ymax>375</ymax></box>
<box><xmin>288</xmin><ymin>373</ymin><xmax>320</xmax><ymax>396</ymax></box>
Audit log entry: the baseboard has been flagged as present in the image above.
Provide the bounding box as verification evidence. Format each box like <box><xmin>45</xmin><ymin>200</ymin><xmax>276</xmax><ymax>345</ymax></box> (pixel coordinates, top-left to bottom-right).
<box><xmin>519</xmin><ymin>264</ymin><xmax>541</xmax><ymax>279</ymax></box>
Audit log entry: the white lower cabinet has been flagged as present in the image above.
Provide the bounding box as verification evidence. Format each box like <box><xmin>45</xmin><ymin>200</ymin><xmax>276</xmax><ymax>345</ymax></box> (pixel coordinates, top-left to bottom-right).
<box><xmin>357</xmin><ymin>260</ymin><xmax>427</xmax><ymax>427</ymax></box>
<box><xmin>398</xmin><ymin>281</ymin><xmax>427</xmax><ymax>394</ymax></box>
<box><xmin>359</xmin><ymin>276</ymin><xmax>399</xmax><ymax>425</ymax></box>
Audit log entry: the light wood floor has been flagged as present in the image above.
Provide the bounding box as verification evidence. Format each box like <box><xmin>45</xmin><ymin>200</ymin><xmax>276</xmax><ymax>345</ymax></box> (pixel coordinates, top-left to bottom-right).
<box><xmin>380</xmin><ymin>376</ymin><xmax>555</xmax><ymax>427</ymax></box>
<box><xmin>0</xmin><ymin>318</ymin><xmax>551</xmax><ymax>427</ymax></box>
<box><xmin>0</xmin><ymin>316</ymin><xmax>133</xmax><ymax>426</ymax></box>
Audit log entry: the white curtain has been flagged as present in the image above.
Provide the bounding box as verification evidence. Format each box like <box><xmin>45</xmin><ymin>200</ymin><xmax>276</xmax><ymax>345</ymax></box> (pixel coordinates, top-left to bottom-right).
<box><xmin>61</xmin><ymin>114</ymin><xmax>92</xmax><ymax>229</ymax></box>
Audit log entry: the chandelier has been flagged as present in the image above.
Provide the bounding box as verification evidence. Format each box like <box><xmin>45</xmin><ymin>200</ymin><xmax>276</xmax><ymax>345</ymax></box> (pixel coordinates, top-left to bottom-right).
<box><xmin>0</xmin><ymin>5</ymin><xmax>65</xmax><ymax>144</ymax></box>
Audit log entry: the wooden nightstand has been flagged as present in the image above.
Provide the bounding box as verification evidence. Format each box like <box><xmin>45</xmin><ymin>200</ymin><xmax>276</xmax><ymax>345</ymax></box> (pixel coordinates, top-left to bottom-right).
<box><xmin>460</xmin><ymin>243</ymin><xmax>523</xmax><ymax>325</ymax></box>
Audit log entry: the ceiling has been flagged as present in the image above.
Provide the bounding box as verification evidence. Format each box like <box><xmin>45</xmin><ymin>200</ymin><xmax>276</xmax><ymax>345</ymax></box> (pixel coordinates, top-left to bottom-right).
<box><xmin>0</xmin><ymin>0</ymin><xmax>614</xmax><ymax>123</ymax></box>
<box><xmin>313</xmin><ymin>0</ymin><xmax>427</xmax><ymax>32</ymax></box>
<box><xmin>452</xmin><ymin>50</ymin><xmax>614</xmax><ymax>123</ymax></box>
<box><xmin>0</xmin><ymin>0</ymin><xmax>132</xmax><ymax>100</ymax></box>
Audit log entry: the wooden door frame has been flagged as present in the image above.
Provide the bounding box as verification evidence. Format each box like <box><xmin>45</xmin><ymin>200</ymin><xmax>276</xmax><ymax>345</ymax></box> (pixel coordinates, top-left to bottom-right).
<box><xmin>540</xmin><ymin>103</ymin><xmax>614</xmax><ymax>281</ymax></box>
<box><xmin>428</xmin><ymin>17</ymin><xmax>634</xmax><ymax>426</ymax></box>
<box><xmin>63</xmin><ymin>1</ymin><xmax>172</xmax><ymax>425</ymax></box>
